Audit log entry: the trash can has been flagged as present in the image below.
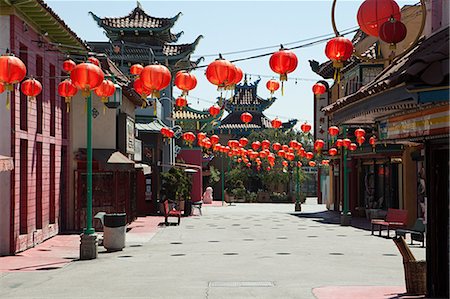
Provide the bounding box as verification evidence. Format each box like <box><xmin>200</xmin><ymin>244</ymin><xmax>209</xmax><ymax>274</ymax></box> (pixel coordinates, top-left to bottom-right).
<box><xmin>103</xmin><ymin>213</ymin><xmax>127</xmax><ymax>251</ymax></box>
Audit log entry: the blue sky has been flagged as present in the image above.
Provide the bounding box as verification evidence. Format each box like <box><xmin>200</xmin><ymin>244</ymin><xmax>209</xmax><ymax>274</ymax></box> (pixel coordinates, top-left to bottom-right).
<box><xmin>48</xmin><ymin>0</ymin><xmax>410</xmax><ymax>125</ymax></box>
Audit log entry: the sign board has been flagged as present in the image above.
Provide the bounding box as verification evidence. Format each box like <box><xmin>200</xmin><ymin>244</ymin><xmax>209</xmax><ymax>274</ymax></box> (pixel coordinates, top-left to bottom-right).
<box><xmin>313</xmin><ymin>84</ymin><xmax>329</xmax><ymax>150</ymax></box>
<box><xmin>126</xmin><ymin>116</ymin><xmax>135</xmax><ymax>154</ymax></box>
<box><xmin>134</xmin><ymin>139</ymin><xmax>142</xmax><ymax>162</ymax></box>
<box><xmin>302</xmin><ymin>166</ymin><xmax>318</xmax><ymax>174</ymax></box>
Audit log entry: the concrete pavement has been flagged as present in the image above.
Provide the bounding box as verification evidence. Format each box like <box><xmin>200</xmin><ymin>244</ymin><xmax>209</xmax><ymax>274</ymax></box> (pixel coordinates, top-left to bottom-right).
<box><xmin>0</xmin><ymin>200</ymin><xmax>425</xmax><ymax>298</ymax></box>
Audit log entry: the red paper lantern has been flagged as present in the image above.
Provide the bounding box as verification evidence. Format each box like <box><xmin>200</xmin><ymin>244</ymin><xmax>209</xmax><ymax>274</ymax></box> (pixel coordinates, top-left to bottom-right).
<box><xmin>379</xmin><ymin>18</ymin><xmax>407</xmax><ymax>48</ymax></box>
<box><xmin>343</xmin><ymin>138</ymin><xmax>352</xmax><ymax>148</ymax></box>
<box><xmin>266</xmin><ymin>79</ymin><xmax>280</xmax><ymax>95</ymax></box>
<box><xmin>314</xmin><ymin>139</ymin><xmax>325</xmax><ymax>151</ymax></box>
<box><xmin>321</xmin><ymin>160</ymin><xmax>330</xmax><ymax>166</ymax></box>
<box><xmin>251</xmin><ymin>141</ymin><xmax>261</xmax><ymax>151</ymax></box>
<box><xmin>130</xmin><ymin>64</ymin><xmax>144</xmax><ymax>76</ymax></box>
<box><xmin>336</xmin><ymin>139</ymin><xmax>343</xmax><ymax>148</ymax></box>
<box><xmin>63</xmin><ymin>59</ymin><xmax>76</xmax><ymax>74</ymax></box>
<box><xmin>357</xmin><ymin>136</ymin><xmax>366</xmax><ymax>146</ymax></box>
<box><xmin>247</xmin><ymin>162</ymin><xmax>252</xmax><ymax>168</ymax></box>
<box><xmin>325</xmin><ymin>37</ymin><xmax>354</xmax><ymax>68</ymax></box>
<box><xmin>183</xmin><ymin>132</ymin><xmax>196</xmax><ymax>144</ymax></box>
<box><xmin>312</xmin><ymin>83</ymin><xmax>326</xmax><ymax>95</ymax></box>
<box><xmin>328</xmin><ymin>126</ymin><xmax>339</xmax><ymax>137</ymax></box>
<box><xmin>301</xmin><ymin>122</ymin><xmax>312</xmax><ymax>134</ymax></box>
<box><xmin>369</xmin><ymin>136</ymin><xmax>377</xmax><ymax>146</ymax></box>
<box><xmin>197</xmin><ymin>132</ymin><xmax>206</xmax><ymax>143</ymax></box>
<box><xmin>357</xmin><ymin>0</ymin><xmax>401</xmax><ymax>37</ymax></box>
<box><xmin>239</xmin><ymin>137</ymin><xmax>249</xmax><ymax>147</ymax></box>
<box><xmin>349</xmin><ymin>143</ymin><xmax>358</xmax><ymax>151</ymax></box>
<box><xmin>70</xmin><ymin>63</ymin><xmax>104</xmax><ymax>96</ymax></box>
<box><xmin>272</xmin><ymin>143</ymin><xmax>281</xmax><ymax>151</ymax></box>
<box><xmin>282</xmin><ymin>160</ymin><xmax>289</xmax><ymax>167</ymax></box>
<box><xmin>354</xmin><ymin>128</ymin><xmax>366</xmax><ymax>138</ymax></box>
<box><xmin>160</xmin><ymin>127</ymin><xmax>168</xmax><ymax>137</ymax></box>
<box><xmin>297</xmin><ymin>161</ymin><xmax>302</xmax><ymax>167</ymax></box>
<box><xmin>241</xmin><ymin>112</ymin><xmax>253</xmax><ymax>124</ymax></box>
<box><xmin>271</xmin><ymin>118</ymin><xmax>282</xmax><ymax>129</ymax></box>
<box><xmin>286</xmin><ymin>153</ymin><xmax>295</xmax><ymax>161</ymax></box>
<box><xmin>21</xmin><ymin>78</ymin><xmax>42</xmax><ymax>100</ymax></box>
<box><xmin>175</xmin><ymin>97</ymin><xmax>188</xmax><ymax>109</ymax></box>
<box><xmin>167</xmin><ymin>129</ymin><xmax>175</xmax><ymax>138</ymax></box>
<box><xmin>306</xmin><ymin>152</ymin><xmax>314</xmax><ymax>160</ymax></box>
<box><xmin>210</xmin><ymin>135</ymin><xmax>219</xmax><ymax>145</ymax></box>
<box><xmin>0</xmin><ymin>55</ymin><xmax>27</xmax><ymax>88</ymax></box>
<box><xmin>329</xmin><ymin>148</ymin><xmax>338</xmax><ymax>156</ymax></box>
<box><xmin>233</xmin><ymin>66</ymin><xmax>243</xmax><ymax>85</ymax></box>
<box><xmin>133</xmin><ymin>78</ymin><xmax>151</xmax><ymax>99</ymax></box>
<box><xmin>282</xmin><ymin>145</ymin><xmax>289</xmax><ymax>152</ymax></box>
<box><xmin>309</xmin><ymin>161</ymin><xmax>317</xmax><ymax>167</ymax></box>
<box><xmin>58</xmin><ymin>79</ymin><xmax>78</xmax><ymax>111</ymax></box>
<box><xmin>209</xmin><ymin>104</ymin><xmax>221</xmax><ymax>117</ymax></box>
<box><xmin>269</xmin><ymin>47</ymin><xmax>298</xmax><ymax>82</ymax></box>
<box><xmin>261</xmin><ymin>140</ymin><xmax>271</xmax><ymax>150</ymax></box>
<box><xmin>94</xmin><ymin>79</ymin><xmax>115</xmax><ymax>103</ymax></box>
<box><xmin>140</xmin><ymin>64</ymin><xmax>171</xmax><ymax>98</ymax></box>
<box><xmin>175</xmin><ymin>71</ymin><xmax>197</xmax><ymax>95</ymax></box>
<box><xmin>289</xmin><ymin>140</ymin><xmax>299</xmax><ymax>149</ymax></box>
<box><xmin>205</xmin><ymin>56</ymin><xmax>236</xmax><ymax>89</ymax></box>
<box><xmin>88</xmin><ymin>57</ymin><xmax>100</xmax><ymax>67</ymax></box>
<box><xmin>267</xmin><ymin>154</ymin><xmax>275</xmax><ymax>164</ymax></box>
<box><xmin>259</xmin><ymin>151</ymin><xmax>268</xmax><ymax>159</ymax></box>
<box><xmin>277</xmin><ymin>150</ymin><xmax>285</xmax><ymax>158</ymax></box>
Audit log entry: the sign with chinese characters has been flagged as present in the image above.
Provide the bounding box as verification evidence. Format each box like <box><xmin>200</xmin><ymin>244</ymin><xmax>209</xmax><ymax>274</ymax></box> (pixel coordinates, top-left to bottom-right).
<box><xmin>313</xmin><ymin>82</ymin><xmax>329</xmax><ymax>150</ymax></box>
<box><xmin>126</xmin><ymin>116</ymin><xmax>135</xmax><ymax>154</ymax></box>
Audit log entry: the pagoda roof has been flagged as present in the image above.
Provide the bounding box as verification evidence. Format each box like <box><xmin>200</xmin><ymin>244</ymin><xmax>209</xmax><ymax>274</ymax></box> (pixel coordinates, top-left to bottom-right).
<box><xmin>173</xmin><ymin>105</ymin><xmax>223</xmax><ymax>122</ymax></box>
<box><xmin>217</xmin><ymin>111</ymin><xmax>272</xmax><ymax>131</ymax></box>
<box><xmin>224</xmin><ymin>78</ymin><xmax>275</xmax><ymax>113</ymax></box>
<box><xmin>88</xmin><ymin>35</ymin><xmax>202</xmax><ymax>63</ymax></box>
<box><xmin>89</xmin><ymin>5</ymin><xmax>180</xmax><ymax>32</ymax></box>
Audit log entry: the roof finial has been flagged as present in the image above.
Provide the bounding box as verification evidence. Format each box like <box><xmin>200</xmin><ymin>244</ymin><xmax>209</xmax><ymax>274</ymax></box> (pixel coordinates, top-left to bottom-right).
<box><xmin>137</xmin><ymin>1</ymin><xmax>142</xmax><ymax>9</ymax></box>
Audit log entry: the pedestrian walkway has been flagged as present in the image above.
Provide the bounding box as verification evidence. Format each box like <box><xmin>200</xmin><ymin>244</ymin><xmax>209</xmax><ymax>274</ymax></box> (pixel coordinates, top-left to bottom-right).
<box><xmin>0</xmin><ymin>201</ymin><xmax>425</xmax><ymax>298</ymax></box>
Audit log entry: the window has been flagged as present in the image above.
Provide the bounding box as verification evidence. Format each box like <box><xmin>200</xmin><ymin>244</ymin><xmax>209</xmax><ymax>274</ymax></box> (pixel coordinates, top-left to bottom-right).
<box><xmin>61</xmin><ymin>71</ymin><xmax>68</xmax><ymax>139</ymax></box>
<box><xmin>20</xmin><ymin>139</ymin><xmax>28</xmax><ymax>234</ymax></box>
<box><xmin>49</xmin><ymin>144</ymin><xmax>56</xmax><ymax>224</ymax></box>
<box><xmin>36</xmin><ymin>55</ymin><xmax>43</xmax><ymax>134</ymax></box>
<box><xmin>50</xmin><ymin>64</ymin><xmax>56</xmax><ymax>137</ymax></box>
<box><xmin>36</xmin><ymin>142</ymin><xmax>42</xmax><ymax>229</ymax></box>
<box><xmin>19</xmin><ymin>44</ymin><xmax>28</xmax><ymax>131</ymax></box>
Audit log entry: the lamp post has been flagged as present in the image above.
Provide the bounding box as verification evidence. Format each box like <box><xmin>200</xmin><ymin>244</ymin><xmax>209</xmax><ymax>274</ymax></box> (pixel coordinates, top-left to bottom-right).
<box><xmin>221</xmin><ymin>154</ymin><xmax>225</xmax><ymax>206</ymax></box>
<box><xmin>79</xmin><ymin>92</ymin><xmax>97</xmax><ymax>260</ymax></box>
<box><xmin>341</xmin><ymin>126</ymin><xmax>351</xmax><ymax>226</ymax></box>
<box><xmin>295</xmin><ymin>165</ymin><xmax>301</xmax><ymax>211</ymax></box>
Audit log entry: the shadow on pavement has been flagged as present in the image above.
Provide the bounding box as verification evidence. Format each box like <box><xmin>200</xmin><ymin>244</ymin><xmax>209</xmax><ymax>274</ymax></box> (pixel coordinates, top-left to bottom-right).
<box><xmin>289</xmin><ymin>210</ymin><xmax>372</xmax><ymax>231</ymax></box>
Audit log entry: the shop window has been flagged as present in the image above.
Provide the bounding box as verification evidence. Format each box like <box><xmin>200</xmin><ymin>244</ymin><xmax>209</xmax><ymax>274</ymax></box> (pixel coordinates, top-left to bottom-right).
<box><xmin>19</xmin><ymin>44</ymin><xmax>28</xmax><ymax>131</ymax></box>
<box><xmin>49</xmin><ymin>144</ymin><xmax>56</xmax><ymax>224</ymax></box>
<box><xmin>50</xmin><ymin>64</ymin><xmax>56</xmax><ymax>137</ymax></box>
<box><xmin>20</xmin><ymin>139</ymin><xmax>28</xmax><ymax>234</ymax></box>
<box><xmin>36</xmin><ymin>142</ymin><xmax>42</xmax><ymax>229</ymax></box>
<box><xmin>36</xmin><ymin>55</ymin><xmax>43</xmax><ymax>134</ymax></box>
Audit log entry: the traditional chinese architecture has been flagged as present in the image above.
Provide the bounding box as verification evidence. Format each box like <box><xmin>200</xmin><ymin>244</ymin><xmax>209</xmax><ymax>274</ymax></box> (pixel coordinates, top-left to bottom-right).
<box><xmin>214</xmin><ymin>78</ymin><xmax>297</xmax><ymax>137</ymax></box>
<box><xmin>173</xmin><ymin>105</ymin><xmax>224</xmax><ymax>132</ymax></box>
<box><xmin>313</xmin><ymin>2</ymin><xmax>449</xmax><ymax>297</ymax></box>
<box><xmin>88</xmin><ymin>3</ymin><xmax>203</xmax><ymax>214</ymax></box>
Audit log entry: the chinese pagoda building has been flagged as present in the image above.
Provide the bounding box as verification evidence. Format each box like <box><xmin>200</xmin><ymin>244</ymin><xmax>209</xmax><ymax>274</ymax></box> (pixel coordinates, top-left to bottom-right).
<box><xmin>214</xmin><ymin>78</ymin><xmax>297</xmax><ymax>137</ymax></box>
<box><xmin>88</xmin><ymin>3</ymin><xmax>203</xmax><ymax>214</ymax></box>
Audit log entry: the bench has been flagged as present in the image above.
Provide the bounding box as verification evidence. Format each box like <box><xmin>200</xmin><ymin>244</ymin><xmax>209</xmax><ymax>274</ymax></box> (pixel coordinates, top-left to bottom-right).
<box><xmin>191</xmin><ymin>201</ymin><xmax>202</xmax><ymax>216</ymax></box>
<box><xmin>163</xmin><ymin>200</ymin><xmax>181</xmax><ymax>225</ymax></box>
<box><xmin>395</xmin><ymin>218</ymin><xmax>426</xmax><ymax>247</ymax></box>
<box><xmin>371</xmin><ymin>208</ymin><xmax>408</xmax><ymax>238</ymax></box>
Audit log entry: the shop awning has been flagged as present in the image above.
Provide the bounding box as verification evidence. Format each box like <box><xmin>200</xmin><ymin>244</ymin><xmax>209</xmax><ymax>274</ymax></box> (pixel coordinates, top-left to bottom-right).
<box><xmin>135</xmin><ymin>163</ymin><xmax>151</xmax><ymax>175</ymax></box>
<box><xmin>107</xmin><ymin>151</ymin><xmax>135</xmax><ymax>164</ymax></box>
<box><xmin>135</xmin><ymin>119</ymin><xmax>168</xmax><ymax>133</ymax></box>
<box><xmin>0</xmin><ymin>155</ymin><xmax>14</xmax><ymax>172</ymax></box>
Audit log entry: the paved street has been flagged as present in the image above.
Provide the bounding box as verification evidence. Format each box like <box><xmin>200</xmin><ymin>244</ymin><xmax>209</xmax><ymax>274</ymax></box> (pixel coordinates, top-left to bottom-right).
<box><xmin>0</xmin><ymin>200</ymin><xmax>425</xmax><ymax>299</ymax></box>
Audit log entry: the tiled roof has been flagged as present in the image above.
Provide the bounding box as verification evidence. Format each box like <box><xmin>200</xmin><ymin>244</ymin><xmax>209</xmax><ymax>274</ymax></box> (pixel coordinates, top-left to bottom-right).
<box><xmin>224</xmin><ymin>79</ymin><xmax>274</xmax><ymax>112</ymax></box>
<box><xmin>218</xmin><ymin>111</ymin><xmax>272</xmax><ymax>129</ymax></box>
<box><xmin>323</xmin><ymin>26</ymin><xmax>449</xmax><ymax>114</ymax></box>
<box><xmin>217</xmin><ymin>123</ymin><xmax>261</xmax><ymax>130</ymax></box>
<box><xmin>90</xmin><ymin>7</ymin><xmax>180</xmax><ymax>30</ymax></box>
<box><xmin>136</xmin><ymin>119</ymin><xmax>168</xmax><ymax>133</ymax></box>
<box><xmin>173</xmin><ymin>105</ymin><xmax>224</xmax><ymax>121</ymax></box>
<box><xmin>9</xmin><ymin>0</ymin><xmax>88</xmax><ymax>50</ymax></box>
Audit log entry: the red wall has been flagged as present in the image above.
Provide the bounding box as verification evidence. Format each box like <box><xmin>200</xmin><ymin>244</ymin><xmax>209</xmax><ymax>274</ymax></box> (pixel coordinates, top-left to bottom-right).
<box><xmin>177</xmin><ymin>149</ymin><xmax>203</xmax><ymax>202</ymax></box>
<box><xmin>9</xmin><ymin>15</ymin><xmax>68</xmax><ymax>253</ymax></box>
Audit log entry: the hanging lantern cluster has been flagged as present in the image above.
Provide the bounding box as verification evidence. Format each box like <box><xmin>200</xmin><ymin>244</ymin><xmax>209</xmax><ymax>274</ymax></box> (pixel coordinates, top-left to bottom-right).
<box><xmin>160</xmin><ymin>127</ymin><xmax>174</xmax><ymax>139</ymax></box>
<box><xmin>354</xmin><ymin>128</ymin><xmax>366</xmax><ymax>147</ymax></box>
<box><xmin>269</xmin><ymin>45</ymin><xmax>298</xmax><ymax>95</ymax></box>
<box><xmin>357</xmin><ymin>0</ymin><xmax>401</xmax><ymax>37</ymax></box>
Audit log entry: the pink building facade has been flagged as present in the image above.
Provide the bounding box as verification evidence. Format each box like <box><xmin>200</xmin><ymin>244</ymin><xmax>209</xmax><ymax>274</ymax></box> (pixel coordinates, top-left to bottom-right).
<box><xmin>0</xmin><ymin>2</ymin><xmax>85</xmax><ymax>255</ymax></box>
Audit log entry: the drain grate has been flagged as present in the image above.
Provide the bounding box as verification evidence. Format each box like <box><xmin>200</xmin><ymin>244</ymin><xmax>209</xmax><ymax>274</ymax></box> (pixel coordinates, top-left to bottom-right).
<box><xmin>209</xmin><ymin>281</ymin><xmax>275</xmax><ymax>287</ymax></box>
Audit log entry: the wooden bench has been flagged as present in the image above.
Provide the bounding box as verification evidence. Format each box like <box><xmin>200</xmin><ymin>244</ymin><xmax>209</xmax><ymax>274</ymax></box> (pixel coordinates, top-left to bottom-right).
<box><xmin>163</xmin><ymin>200</ymin><xmax>181</xmax><ymax>225</ymax></box>
<box><xmin>371</xmin><ymin>208</ymin><xmax>408</xmax><ymax>238</ymax></box>
<box><xmin>395</xmin><ymin>218</ymin><xmax>426</xmax><ymax>247</ymax></box>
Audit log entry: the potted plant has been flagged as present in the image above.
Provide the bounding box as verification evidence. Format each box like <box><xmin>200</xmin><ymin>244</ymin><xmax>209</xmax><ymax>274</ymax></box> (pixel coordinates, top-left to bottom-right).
<box><xmin>161</xmin><ymin>167</ymin><xmax>192</xmax><ymax>214</ymax></box>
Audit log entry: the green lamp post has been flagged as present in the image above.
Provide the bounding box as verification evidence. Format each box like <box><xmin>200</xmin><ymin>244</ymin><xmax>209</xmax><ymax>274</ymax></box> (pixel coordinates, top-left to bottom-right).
<box><xmin>341</xmin><ymin>126</ymin><xmax>352</xmax><ymax>226</ymax></box>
